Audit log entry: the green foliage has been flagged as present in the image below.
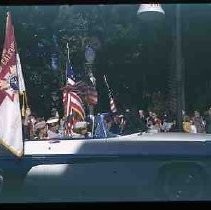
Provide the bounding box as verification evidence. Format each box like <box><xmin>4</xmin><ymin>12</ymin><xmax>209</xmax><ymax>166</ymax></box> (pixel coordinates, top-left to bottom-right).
<box><xmin>1</xmin><ymin>5</ymin><xmax>207</xmax><ymax>117</ymax></box>
<box><xmin>0</xmin><ymin>5</ymin><xmax>146</xmax><ymax>117</ymax></box>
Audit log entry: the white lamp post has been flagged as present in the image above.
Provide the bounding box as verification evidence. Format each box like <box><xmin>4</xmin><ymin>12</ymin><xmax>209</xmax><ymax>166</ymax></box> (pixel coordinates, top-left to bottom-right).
<box><xmin>85</xmin><ymin>45</ymin><xmax>96</xmax><ymax>64</ymax></box>
<box><xmin>85</xmin><ymin>45</ymin><xmax>96</xmax><ymax>118</ymax></box>
<box><xmin>137</xmin><ymin>4</ymin><xmax>184</xmax><ymax>131</ymax></box>
<box><xmin>85</xmin><ymin>45</ymin><xmax>96</xmax><ymax>86</ymax></box>
<box><xmin>175</xmin><ymin>4</ymin><xmax>185</xmax><ymax>131</ymax></box>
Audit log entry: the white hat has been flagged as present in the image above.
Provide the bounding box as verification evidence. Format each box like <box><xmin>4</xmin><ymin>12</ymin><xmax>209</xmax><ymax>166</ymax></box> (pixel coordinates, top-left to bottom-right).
<box><xmin>34</xmin><ymin>121</ymin><xmax>46</xmax><ymax>130</ymax></box>
<box><xmin>46</xmin><ymin>117</ymin><xmax>59</xmax><ymax>124</ymax></box>
<box><xmin>73</xmin><ymin>121</ymin><xmax>88</xmax><ymax>130</ymax></box>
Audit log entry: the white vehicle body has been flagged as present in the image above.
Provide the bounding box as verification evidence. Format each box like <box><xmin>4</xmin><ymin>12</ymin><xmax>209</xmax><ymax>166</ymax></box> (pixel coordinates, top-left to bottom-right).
<box><xmin>0</xmin><ymin>132</ymin><xmax>211</xmax><ymax>202</ymax></box>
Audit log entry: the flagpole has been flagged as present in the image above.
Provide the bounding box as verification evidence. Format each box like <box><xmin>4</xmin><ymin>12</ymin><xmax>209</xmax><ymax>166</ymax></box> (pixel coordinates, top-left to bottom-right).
<box><xmin>64</xmin><ymin>42</ymin><xmax>74</xmax><ymax>136</ymax></box>
<box><xmin>67</xmin><ymin>42</ymin><xmax>70</xmax><ymax>63</ymax></box>
<box><xmin>66</xmin><ymin>42</ymin><xmax>73</xmax><ymax>130</ymax></box>
<box><xmin>24</xmin><ymin>91</ymin><xmax>29</xmax><ymax>108</ymax></box>
<box><xmin>103</xmin><ymin>74</ymin><xmax>113</xmax><ymax>96</ymax></box>
<box><xmin>20</xmin><ymin>91</ymin><xmax>29</xmax><ymax>117</ymax></box>
<box><xmin>66</xmin><ymin>42</ymin><xmax>70</xmax><ymax>84</ymax></box>
<box><xmin>21</xmin><ymin>93</ymin><xmax>25</xmax><ymax>117</ymax></box>
<box><xmin>103</xmin><ymin>75</ymin><xmax>109</xmax><ymax>90</ymax></box>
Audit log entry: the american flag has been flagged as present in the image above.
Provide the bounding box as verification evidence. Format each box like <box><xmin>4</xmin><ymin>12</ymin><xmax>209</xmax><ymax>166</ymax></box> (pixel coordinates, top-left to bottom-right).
<box><xmin>85</xmin><ymin>84</ymin><xmax>98</xmax><ymax>106</ymax></box>
<box><xmin>103</xmin><ymin>75</ymin><xmax>117</xmax><ymax>113</ymax></box>
<box><xmin>66</xmin><ymin>63</ymin><xmax>75</xmax><ymax>86</ymax></box>
<box><xmin>63</xmin><ymin>88</ymin><xmax>85</xmax><ymax>120</ymax></box>
<box><xmin>63</xmin><ymin>64</ymin><xmax>85</xmax><ymax>135</ymax></box>
<box><xmin>109</xmin><ymin>92</ymin><xmax>117</xmax><ymax>113</ymax></box>
<box><xmin>73</xmin><ymin>81</ymin><xmax>98</xmax><ymax>106</ymax></box>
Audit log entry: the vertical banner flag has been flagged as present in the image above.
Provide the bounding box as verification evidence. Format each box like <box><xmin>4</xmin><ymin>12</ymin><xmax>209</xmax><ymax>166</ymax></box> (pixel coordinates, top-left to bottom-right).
<box><xmin>16</xmin><ymin>53</ymin><xmax>25</xmax><ymax>94</ymax></box>
<box><xmin>16</xmin><ymin>52</ymin><xmax>26</xmax><ymax>117</ymax></box>
<box><xmin>0</xmin><ymin>12</ymin><xmax>23</xmax><ymax>157</ymax></box>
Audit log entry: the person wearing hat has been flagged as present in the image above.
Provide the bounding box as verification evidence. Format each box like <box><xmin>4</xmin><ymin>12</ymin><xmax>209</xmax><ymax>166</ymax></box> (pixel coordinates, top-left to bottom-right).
<box><xmin>72</xmin><ymin>121</ymin><xmax>91</xmax><ymax>138</ymax></box>
<box><xmin>47</xmin><ymin>117</ymin><xmax>62</xmax><ymax>139</ymax></box>
<box><xmin>34</xmin><ymin>120</ymin><xmax>48</xmax><ymax>140</ymax></box>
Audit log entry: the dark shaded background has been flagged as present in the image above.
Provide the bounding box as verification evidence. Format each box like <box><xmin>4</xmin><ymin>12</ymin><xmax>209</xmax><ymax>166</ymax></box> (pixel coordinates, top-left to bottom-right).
<box><xmin>0</xmin><ymin>4</ymin><xmax>210</xmax><ymax>119</ymax></box>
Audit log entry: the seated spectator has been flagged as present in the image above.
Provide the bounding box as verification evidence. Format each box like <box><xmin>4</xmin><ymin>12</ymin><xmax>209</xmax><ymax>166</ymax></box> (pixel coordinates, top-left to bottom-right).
<box><xmin>34</xmin><ymin>120</ymin><xmax>48</xmax><ymax>140</ymax></box>
<box><xmin>169</xmin><ymin>120</ymin><xmax>177</xmax><ymax>132</ymax></box>
<box><xmin>22</xmin><ymin>107</ymin><xmax>39</xmax><ymax>140</ymax></box>
<box><xmin>137</xmin><ymin>109</ymin><xmax>147</xmax><ymax>133</ymax></box>
<box><xmin>22</xmin><ymin>107</ymin><xmax>31</xmax><ymax>140</ymax></box>
<box><xmin>110</xmin><ymin>115</ymin><xmax>121</xmax><ymax>135</ymax></box>
<box><xmin>190</xmin><ymin>119</ymin><xmax>197</xmax><ymax>133</ymax></box>
<box><xmin>192</xmin><ymin>110</ymin><xmax>205</xmax><ymax>133</ymax></box>
<box><xmin>47</xmin><ymin>117</ymin><xmax>62</xmax><ymax>139</ymax></box>
<box><xmin>183</xmin><ymin>116</ymin><xmax>191</xmax><ymax>133</ymax></box>
<box><xmin>72</xmin><ymin>121</ymin><xmax>91</xmax><ymax>138</ymax></box>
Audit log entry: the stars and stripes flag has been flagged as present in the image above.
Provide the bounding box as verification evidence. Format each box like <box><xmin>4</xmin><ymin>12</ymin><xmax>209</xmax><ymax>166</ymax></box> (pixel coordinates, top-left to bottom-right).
<box><xmin>109</xmin><ymin>92</ymin><xmax>117</xmax><ymax>113</ymax></box>
<box><xmin>86</xmin><ymin>84</ymin><xmax>98</xmax><ymax>105</ymax></box>
<box><xmin>74</xmin><ymin>81</ymin><xmax>98</xmax><ymax>106</ymax></box>
<box><xmin>63</xmin><ymin>62</ymin><xmax>85</xmax><ymax>135</ymax></box>
<box><xmin>66</xmin><ymin>63</ymin><xmax>75</xmax><ymax>86</ymax></box>
<box><xmin>103</xmin><ymin>75</ymin><xmax>117</xmax><ymax>113</ymax></box>
<box><xmin>0</xmin><ymin>12</ymin><xmax>24</xmax><ymax>157</ymax></box>
<box><xmin>63</xmin><ymin>85</ymin><xmax>85</xmax><ymax>121</ymax></box>
<box><xmin>63</xmin><ymin>86</ymin><xmax>85</xmax><ymax>135</ymax></box>
<box><xmin>63</xmin><ymin>43</ymin><xmax>98</xmax><ymax>135</ymax></box>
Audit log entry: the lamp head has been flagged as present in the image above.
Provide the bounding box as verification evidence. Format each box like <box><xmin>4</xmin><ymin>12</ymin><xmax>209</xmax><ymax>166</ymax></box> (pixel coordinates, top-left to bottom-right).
<box><xmin>137</xmin><ymin>4</ymin><xmax>165</xmax><ymax>22</ymax></box>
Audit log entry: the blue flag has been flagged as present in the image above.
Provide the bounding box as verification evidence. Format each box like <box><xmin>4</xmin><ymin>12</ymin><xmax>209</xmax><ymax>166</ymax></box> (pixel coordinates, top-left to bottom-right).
<box><xmin>94</xmin><ymin>113</ymin><xmax>108</xmax><ymax>139</ymax></box>
<box><xmin>66</xmin><ymin>64</ymin><xmax>76</xmax><ymax>85</ymax></box>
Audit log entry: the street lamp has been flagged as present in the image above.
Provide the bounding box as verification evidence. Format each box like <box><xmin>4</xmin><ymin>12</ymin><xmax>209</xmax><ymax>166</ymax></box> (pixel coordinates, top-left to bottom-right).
<box><xmin>137</xmin><ymin>4</ymin><xmax>165</xmax><ymax>21</ymax></box>
<box><xmin>85</xmin><ymin>44</ymin><xmax>96</xmax><ymax>116</ymax></box>
<box><xmin>85</xmin><ymin>45</ymin><xmax>96</xmax><ymax>86</ymax></box>
<box><xmin>137</xmin><ymin>4</ymin><xmax>165</xmax><ymax>108</ymax></box>
<box><xmin>137</xmin><ymin>3</ymin><xmax>184</xmax><ymax>131</ymax></box>
<box><xmin>85</xmin><ymin>45</ymin><xmax>96</xmax><ymax>64</ymax></box>
<box><xmin>174</xmin><ymin>4</ymin><xmax>185</xmax><ymax>131</ymax></box>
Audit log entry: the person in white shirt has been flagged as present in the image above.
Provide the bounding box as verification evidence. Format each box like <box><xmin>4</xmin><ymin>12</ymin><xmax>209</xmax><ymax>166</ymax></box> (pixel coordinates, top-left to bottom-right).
<box><xmin>46</xmin><ymin>117</ymin><xmax>62</xmax><ymax>139</ymax></box>
<box><xmin>190</xmin><ymin>120</ymin><xmax>197</xmax><ymax>134</ymax></box>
